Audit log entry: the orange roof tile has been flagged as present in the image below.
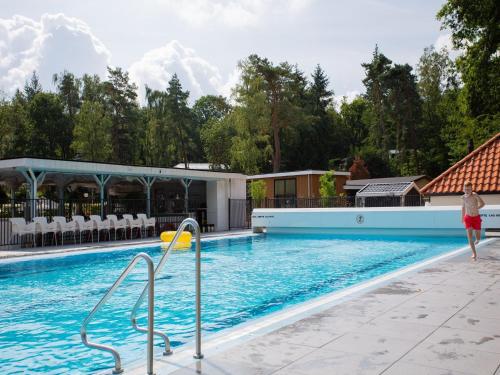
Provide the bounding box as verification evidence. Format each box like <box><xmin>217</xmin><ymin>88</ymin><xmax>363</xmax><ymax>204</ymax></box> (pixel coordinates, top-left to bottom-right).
<box><xmin>421</xmin><ymin>133</ymin><xmax>500</xmax><ymax>195</ymax></box>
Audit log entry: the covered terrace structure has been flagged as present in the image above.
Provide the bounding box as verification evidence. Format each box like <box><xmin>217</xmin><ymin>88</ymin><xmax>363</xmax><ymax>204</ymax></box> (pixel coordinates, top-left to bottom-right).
<box><xmin>0</xmin><ymin>158</ymin><xmax>246</xmax><ymax>246</ymax></box>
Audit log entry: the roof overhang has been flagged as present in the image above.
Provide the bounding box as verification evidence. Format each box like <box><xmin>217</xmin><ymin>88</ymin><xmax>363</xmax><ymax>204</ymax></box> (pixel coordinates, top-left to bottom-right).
<box><xmin>356</xmin><ymin>182</ymin><xmax>420</xmax><ymax>197</ymax></box>
<box><xmin>0</xmin><ymin>158</ymin><xmax>246</xmax><ymax>185</ymax></box>
<box><xmin>247</xmin><ymin>170</ymin><xmax>350</xmax><ymax>180</ymax></box>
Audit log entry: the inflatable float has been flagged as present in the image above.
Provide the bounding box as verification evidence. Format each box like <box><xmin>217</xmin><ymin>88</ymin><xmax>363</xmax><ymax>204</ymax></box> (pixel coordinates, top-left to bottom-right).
<box><xmin>160</xmin><ymin>231</ymin><xmax>192</xmax><ymax>250</ymax></box>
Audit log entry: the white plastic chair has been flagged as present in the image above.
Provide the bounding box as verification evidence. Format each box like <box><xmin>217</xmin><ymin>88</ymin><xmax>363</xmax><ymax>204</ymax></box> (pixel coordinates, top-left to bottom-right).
<box><xmin>9</xmin><ymin>218</ymin><xmax>36</xmax><ymax>248</ymax></box>
<box><xmin>107</xmin><ymin>214</ymin><xmax>128</xmax><ymax>240</ymax></box>
<box><xmin>137</xmin><ymin>214</ymin><xmax>155</xmax><ymax>236</ymax></box>
<box><xmin>73</xmin><ymin>215</ymin><xmax>94</xmax><ymax>243</ymax></box>
<box><xmin>123</xmin><ymin>214</ymin><xmax>143</xmax><ymax>239</ymax></box>
<box><xmin>52</xmin><ymin>216</ymin><xmax>77</xmax><ymax>245</ymax></box>
<box><xmin>90</xmin><ymin>215</ymin><xmax>111</xmax><ymax>242</ymax></box>
<box><xmin>32</xmin><ymin>217</ymin><xmax>58</xmax><ymax>246</ymax></box>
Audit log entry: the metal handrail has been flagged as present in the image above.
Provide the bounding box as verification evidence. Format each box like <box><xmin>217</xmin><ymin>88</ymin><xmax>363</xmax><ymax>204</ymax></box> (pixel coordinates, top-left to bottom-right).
<box><xmin>130</xmin><ymin>217</ymin><xmax>204</xmax><ymax>359</ymax></box>
<box><xmin>81</xmin><ymin>253</ymin><xmax>155</xmax><ymax>375</ymax></box>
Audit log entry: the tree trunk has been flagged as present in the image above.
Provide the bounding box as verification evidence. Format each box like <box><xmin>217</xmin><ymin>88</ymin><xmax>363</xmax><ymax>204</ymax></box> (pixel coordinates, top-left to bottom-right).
<box><xmin>271</xmin><ymin>106</ymin><xmax>281</xmax><ymax>173</ymax></box>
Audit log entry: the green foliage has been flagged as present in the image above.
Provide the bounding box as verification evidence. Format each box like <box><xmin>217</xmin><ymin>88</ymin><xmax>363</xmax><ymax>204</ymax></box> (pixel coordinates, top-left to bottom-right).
<box><xmin>437</xmin><ymin>0</ymin><xmax>500</xmax><ymax>117</ymax></box>
<box><xmin>416</xmin><ymin>46</ymin><xmax>456</xmax><ymax>176</ymax></box>
<box><xmin>0</xmin><ymin>93</ymin><xmax>32</xmax><ymax>159</ymax></box>
<box><xmin>249</xmin><ymin>180</ymin><xmax>266</xmax><ymax>200</ymax></box>
<box><xmin>103</xmin><ymin>67</ymin><xmax>140</xmax><ymax>164</ymax></box>
<box><xmin>234</xmin><ymin>55</ymin><xmax>308</xmax><ymax>172</ymax></box>
<box><xmin>359</xmin><ymin>146</ymin><xmax>394</xmax><ymax>178</ymax></box>
<box><xmin>28</xmin><ymin>92</ymin><xmax>70</xmax><ymax>158</ymax></box>
<box><xmin>362</xmin><ymin>46</ymin><xmax>392</xmax><ymax>150</ymax></box>
<box><xmin>72</xmin><ymin>101</ymin><xmax>112</xmax><ymax>161</ymax></box>
<box><xmin>340</xmin><ymin>97</ymin><xmax>370</xmax><ymax>154</ymax></box>
<box><xmin>193</xmin><ymin>95</ymin><xmax>231</xmax><ymax>125</ymax></box>
<box><xmin>200</xmin><ymin>116</ymin><xmax>234</xmax><ymax>170</ymax></box>
<box><xmin>319</xmin><ymin>171</ymin><xmax>336</xmax><ymax>198</ymax></box>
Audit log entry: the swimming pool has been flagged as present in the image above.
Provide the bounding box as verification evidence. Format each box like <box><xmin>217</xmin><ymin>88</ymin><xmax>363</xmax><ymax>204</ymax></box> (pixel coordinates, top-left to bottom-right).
<box><xmin>0</xmin><ymin>233</ymin><xmax>466</xmax><ymax>374</ymax></box>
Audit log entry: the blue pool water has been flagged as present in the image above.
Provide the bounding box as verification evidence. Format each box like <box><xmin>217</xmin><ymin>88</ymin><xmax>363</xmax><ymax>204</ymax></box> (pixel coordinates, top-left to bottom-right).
<box><xmin>0</xmin><ymin>233</ymin><xmax>466</xmax><ymax>374</ymax></box>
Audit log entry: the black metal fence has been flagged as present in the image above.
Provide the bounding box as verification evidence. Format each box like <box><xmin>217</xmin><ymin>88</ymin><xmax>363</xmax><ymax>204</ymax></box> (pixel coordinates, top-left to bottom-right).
<box><xmin>0</xmin><ymin>198</ymin><xmax>204</xmax><ymax>248</ymax></box>
<box><xmin>228</xmin><ymin>195</ymin><xmax>426</xmax><ymax>229</ymax></box>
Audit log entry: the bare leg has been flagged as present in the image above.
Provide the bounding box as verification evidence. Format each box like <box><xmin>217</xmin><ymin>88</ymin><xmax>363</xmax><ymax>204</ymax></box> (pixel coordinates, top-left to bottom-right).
<box><xmin>474</xmin><ymin>229</ymin><xmax>481</xmax><ymax>245</ymax></box>
<box><xmin>466</xmin><ymin>229</ymin><xmax>477</xmax><ymax>260</ymax></box>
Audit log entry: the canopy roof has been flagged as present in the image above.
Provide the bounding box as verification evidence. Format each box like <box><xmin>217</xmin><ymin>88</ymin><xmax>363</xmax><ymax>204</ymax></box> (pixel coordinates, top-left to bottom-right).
<box><xmin>345</xmin><ymin>175</ymin><xmax>427</xmax><ymax>191</ymax></box>
<box><xmin>0</xmin><ymin>157</ymin><xmax>245</xmax><ymax>188</ymax></box>
<box><xmin>356</xmin><ymin>182</ymin><xmax>418</xmax><ymax>197</ymax></box>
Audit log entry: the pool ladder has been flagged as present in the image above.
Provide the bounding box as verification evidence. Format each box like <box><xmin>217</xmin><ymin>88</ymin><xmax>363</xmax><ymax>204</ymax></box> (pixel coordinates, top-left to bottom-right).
<box><xmin>80</xmin><ymin>218</ymin><xmax>203</xmax><ymax>375</ymax></box>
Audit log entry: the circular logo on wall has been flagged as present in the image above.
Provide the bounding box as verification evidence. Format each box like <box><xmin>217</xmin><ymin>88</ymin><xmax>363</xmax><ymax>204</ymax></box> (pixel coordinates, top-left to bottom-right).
<box><xmin>356</xmin><ymin>214</ymin><xmax>364</xmax><ymax>224</ymax></box>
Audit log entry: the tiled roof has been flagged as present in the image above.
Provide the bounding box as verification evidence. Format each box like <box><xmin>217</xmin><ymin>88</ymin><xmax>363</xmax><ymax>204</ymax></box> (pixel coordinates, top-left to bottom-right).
<box><xmin>421</xmin><ymin>132</ymin><xmax>500</xmax><ymax>195</ymax></box>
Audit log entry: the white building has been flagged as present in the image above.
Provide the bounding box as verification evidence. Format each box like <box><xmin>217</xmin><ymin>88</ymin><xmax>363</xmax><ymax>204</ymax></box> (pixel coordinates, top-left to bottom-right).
<box><xmin>0</xmin><ymin>158</ymin><xmax>246</xmax><ymax>232</ymax></box>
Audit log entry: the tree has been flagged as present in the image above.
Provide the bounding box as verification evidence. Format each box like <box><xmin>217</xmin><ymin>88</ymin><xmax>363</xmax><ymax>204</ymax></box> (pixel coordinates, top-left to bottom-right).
<box><xmin>437</xmin><ymin>0</ymin><xmax>500</xmax><ymax>117</ymax></box>
<box><xmin>72</xmin><ymin>101</ymin><xmax>112</xmax><ymax>161</ymax></box>
<box><xmin>0</xmin><ymin>93</ymin><xmax>32</xmax><ymax>158</ymax></box>
<box><xmin>193</xmin><ymin>95</ymin><xmax>231</xmax><ymax>125</ymax></box>
<box><xmin>340</xmin><ymin>97</ymin><xmax>370</xmax><ymax>154</ymax></box>
<box><xmin>192</xmin><ymin>95</ymin><xmax>231</xmax><ymax>162</ymax></box>
<box><xmin>385</xmin><ymin>64</ymin><xmax>422</xmax><ymax>173</ymax></box>
<box><xmin>362</xmin><ymin>46</ymin><xmax>392</xmax><ymax>150</ymax></box>
<box><xmin>298</xmin><ymin>65</ymin><xmax>337</xmax><ymax>169</ymax></box>
<box><xmin>82</xmin><ymin>74</ymin><xmax>105</xmax><ymax>103</ymax></box>
<box><xmin>165</xmin><ymin>74</ymin><xmax>196</xmax><ymax>167</ymax></box>
<box><xmin>250</xmin><ymin>180</ymin><xmax>266</xmax><ymax>200</ymax></box>
<box><xmin>24</xmin><ymin>71</ymin><xmax>42</xmax><ymax>100</ymax></box>
<box><xmin>103</xmin><ymin>67</ymin><xmax>140</xmax><ymax>164</ymax></box>
<box><xmin>416</xmin><ymin>46</ymin><xmax>456</xmax><ymax>176</ymax></box>
<box><xmin>200</xmin><ymin>115</ymin><xmax>234</xmax><ymax>170</ymax></box>
<box><xmin>53</xmin><ymin>71</ymin><xmax>82</xmax><ymax>119</ymax></box>
<box><xmin>235</xmin><ymin>55</ymin><xmax>307</xmax><ymax>172</ymax></box>
<box><xmin>319</xmin><ymin>171</ymin><xmax>336</xmax><ymax>197</ymax></box>
<box><xmin>28</xmin><ymin>93</ymin><xmax>70</xmax><ymax>158</ymax></box>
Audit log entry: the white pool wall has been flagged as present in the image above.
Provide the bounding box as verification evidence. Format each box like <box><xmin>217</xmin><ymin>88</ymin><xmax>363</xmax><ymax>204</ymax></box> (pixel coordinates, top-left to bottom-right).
<box><xmin>251</xmin><ymin>205</ymin><xmax>500</xmax><ymax>236</ymax></box>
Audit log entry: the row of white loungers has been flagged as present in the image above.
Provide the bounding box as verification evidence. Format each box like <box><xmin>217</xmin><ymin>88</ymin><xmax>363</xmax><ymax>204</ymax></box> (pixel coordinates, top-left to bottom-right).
<box><xmin>8</xmin><ymin>214</ymin><xmax>156</xmax><ymax>247</ymax></box>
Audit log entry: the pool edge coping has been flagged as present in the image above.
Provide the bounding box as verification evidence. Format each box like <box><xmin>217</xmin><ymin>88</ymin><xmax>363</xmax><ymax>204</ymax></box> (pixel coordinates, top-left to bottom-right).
<box><xmin>0</xmin><ymin>231</ymin><xmax>256</xmax><ymax>264</ymax></box>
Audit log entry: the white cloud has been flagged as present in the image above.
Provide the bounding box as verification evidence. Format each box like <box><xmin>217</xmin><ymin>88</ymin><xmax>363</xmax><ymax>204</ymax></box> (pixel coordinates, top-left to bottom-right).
<box><xmin>0</xmin><ymin>13</ymin><xmax>111</xmax><ymax>95</ymax></box>
<box><xmin>129</xmin><ymin>40</ymin><xmax>238</xmax><ymax>102</ymax></box>
<box><xmin>156</xmin><ymin>0</ymin><xmax>313</xmax><ymax>28</ymax></box>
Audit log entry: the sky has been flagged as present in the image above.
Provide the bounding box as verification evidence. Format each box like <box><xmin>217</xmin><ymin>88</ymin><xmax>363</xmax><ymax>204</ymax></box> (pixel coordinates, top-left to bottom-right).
<box><xmin>0</xmin><ymin>0</ymin><xmax>454</xmax><ymax>104</ymax></box>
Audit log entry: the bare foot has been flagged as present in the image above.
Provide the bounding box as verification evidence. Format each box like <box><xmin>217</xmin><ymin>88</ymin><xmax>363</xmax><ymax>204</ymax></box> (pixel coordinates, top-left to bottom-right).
<box><xmin>475</xmin><ymin>239</ymin><xmax>480</xmax><ymax>245</ymax></box>
<box><xmin>471</xmin><ymin>254</ymin><xmax>477</xmax><ymax>261</ymax></box>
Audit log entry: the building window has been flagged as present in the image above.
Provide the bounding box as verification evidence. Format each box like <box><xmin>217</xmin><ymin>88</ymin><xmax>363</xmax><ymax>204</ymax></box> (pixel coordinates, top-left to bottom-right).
<box><xmin>274</xmin><ymin>178</ymin><xmax>296</xmax><ymax>199</ymax></box>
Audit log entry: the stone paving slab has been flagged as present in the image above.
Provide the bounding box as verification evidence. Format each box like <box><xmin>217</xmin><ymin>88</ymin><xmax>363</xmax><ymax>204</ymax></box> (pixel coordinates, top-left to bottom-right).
<box><xmin>162</xmin><ymin>239</ymin><xmax>500</xmax><ymax>375</ymax></box>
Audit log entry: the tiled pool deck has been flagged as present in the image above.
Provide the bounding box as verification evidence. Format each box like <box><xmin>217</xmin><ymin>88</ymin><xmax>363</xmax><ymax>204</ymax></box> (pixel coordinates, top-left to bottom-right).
<box><xmin>141</xmin><ymin>238</ymin><xmax>500</xmax><ymax>375</ymax></box>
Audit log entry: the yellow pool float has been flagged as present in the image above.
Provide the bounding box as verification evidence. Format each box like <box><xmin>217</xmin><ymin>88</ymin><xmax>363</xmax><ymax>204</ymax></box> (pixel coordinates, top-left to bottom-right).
<box><xmin>160</xmin><ymin>231</ymin><xmax>192</xmax><ymax>250</ymax></box>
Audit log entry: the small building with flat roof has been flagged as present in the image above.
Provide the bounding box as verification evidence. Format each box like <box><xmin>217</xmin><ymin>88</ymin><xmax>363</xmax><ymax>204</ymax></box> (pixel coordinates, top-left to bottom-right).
<box><xmin>344</xmin><ymin>175</ymin><xmax>430</xmax><ymax>197</ymax></box>
<box><xmin>356</xmin><ymin>182</ymin><xmax>422</xmax><ymax>207</ymax></box>
<box><xmin>246</xmin><ymin>170</ymin><xmax>350</xmax><ymax>200</ymax></box>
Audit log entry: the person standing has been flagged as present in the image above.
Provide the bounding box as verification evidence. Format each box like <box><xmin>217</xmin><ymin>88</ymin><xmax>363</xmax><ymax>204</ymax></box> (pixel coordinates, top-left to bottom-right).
<box><xmin>461</xmin><ymin>181</ymin><xmax>485</xmax><ymax>260</ymax></box>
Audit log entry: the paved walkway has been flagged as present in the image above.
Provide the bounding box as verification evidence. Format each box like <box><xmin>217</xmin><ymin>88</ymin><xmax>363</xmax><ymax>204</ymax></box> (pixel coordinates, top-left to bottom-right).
<box><xmin>153</xmin><ymin>239</ymin><xmax>500</xmax><ymax>375</ymax></box>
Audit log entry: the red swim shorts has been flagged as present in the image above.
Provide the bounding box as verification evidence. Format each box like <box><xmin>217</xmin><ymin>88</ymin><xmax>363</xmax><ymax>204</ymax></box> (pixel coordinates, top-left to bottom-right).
<box><xmin>464</xmin><ymin>214</ymin><xmax>482</xmax><ymax>230</ymax></box>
